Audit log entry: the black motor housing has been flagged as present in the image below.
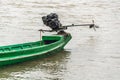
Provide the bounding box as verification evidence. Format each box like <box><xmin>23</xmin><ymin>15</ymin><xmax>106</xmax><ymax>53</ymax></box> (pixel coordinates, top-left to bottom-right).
<box><xmin>42</xmin><ymin>13</ymin><xmax>62</xmax><ymax>31</ymax></box>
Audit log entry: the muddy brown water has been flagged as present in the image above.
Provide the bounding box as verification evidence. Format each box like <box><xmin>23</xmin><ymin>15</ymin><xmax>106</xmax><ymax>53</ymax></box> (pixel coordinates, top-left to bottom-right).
<box><xmin>0</xmin><ymin>0</ymin><xmax>120</xmax><ymax>80</ymax></box>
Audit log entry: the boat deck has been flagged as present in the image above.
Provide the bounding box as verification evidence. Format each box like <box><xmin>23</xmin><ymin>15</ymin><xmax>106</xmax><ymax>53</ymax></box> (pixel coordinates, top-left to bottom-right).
<box><xmin>0</xmin><ymin>35</ymin><xmax>62</xmax><ymax>53</ymax></box>
<box><xmin>0</xmin><ymin>41</ymin><xmax>43</xmax><ymax>53</ymax></box>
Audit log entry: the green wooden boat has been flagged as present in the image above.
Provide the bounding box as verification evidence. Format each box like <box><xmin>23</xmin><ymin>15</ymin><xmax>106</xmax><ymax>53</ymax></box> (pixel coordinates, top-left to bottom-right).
<box><xmin>0</xmin><ymin>33</ymin><xmax>72</xmax><ymax>66</ymax></box>
<box><xmin>0</xmin><ymin>13</ymin><xmax>99</xmax><ymax>67</ymax></box>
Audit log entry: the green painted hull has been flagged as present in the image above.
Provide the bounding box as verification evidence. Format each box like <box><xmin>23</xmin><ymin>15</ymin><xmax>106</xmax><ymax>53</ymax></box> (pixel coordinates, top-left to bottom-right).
<box><xmin>0</xmin><ymin>34</ymin><xmax>72</xmax><ymax>67</ymax></box>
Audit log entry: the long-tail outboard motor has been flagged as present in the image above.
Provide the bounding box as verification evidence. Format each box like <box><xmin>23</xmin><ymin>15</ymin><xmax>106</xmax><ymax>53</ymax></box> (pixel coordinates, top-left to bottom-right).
<box><xmin>41</xmin><ymin>13</ymin><xmax>99</xmax><ymax>32</ymax></box>
<box><xmin>42</xmin><ymin>13</ymin><xmax>62</xmax><ymax>31</ymax></box>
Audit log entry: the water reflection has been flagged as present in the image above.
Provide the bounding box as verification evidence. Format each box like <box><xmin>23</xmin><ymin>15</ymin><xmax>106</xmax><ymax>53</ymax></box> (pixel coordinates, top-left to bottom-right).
<box><xmin>0</xmin><ymin>50</ymin><xmax>71</xmax><ymax>80</ymax></box>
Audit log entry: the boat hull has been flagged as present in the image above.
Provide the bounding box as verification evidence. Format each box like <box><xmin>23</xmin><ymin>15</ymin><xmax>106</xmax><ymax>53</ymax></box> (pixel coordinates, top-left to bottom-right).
<box><xmin>0</xmin><ymin>34</ymin><xmax>72</xmax><ymax>67</ymax></box>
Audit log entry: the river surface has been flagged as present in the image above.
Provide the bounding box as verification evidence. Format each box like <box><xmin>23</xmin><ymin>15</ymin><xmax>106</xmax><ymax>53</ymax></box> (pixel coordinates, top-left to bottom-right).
<box><xmin>0</xmin><ymin>0</ymin><xmax>120</xmax><ymax>80</ymax></box>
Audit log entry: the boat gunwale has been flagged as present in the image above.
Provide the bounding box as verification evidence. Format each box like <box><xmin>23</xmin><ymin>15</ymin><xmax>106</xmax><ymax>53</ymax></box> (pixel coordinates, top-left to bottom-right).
<box><xmin>0</xmin><ymin>42</ymin><xmax>65</xmax><ymax>61</ymax></box>
<box><xmin>0</xmin><ymin>35</ymin><xmax>64</xmax><ymax>54</ymax></box>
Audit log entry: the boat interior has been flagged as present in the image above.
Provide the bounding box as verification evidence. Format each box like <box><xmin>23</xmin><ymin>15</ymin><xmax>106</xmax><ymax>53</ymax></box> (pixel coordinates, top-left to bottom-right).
<box><xmin>0</xmin><ymin>36</ymin><xmax>61</xmax><ymax>53</ymax></box>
